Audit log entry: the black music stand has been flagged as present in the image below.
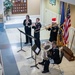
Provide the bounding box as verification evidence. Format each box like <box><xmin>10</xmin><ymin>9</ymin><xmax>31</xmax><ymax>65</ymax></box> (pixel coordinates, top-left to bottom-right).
<box><xmin>31</xmin><ymin>54</ymin><xmax>39</xmax><ymax>69</ymax></box>
<box><xmin>17</xmin><ymin>29</ymin><xmax>26</xmax><ymax>52</ymax></box>
<box><xmin>30</xmin><ymin>44</ymin><xmax>41</xmax><ymax>69</ymax></box>
<box><xmin>26</xmin><ymin>37</ymin><xmax>35</xmax><ymax>60</ymax></box>
<box><xmin>17</xmin><ymin>28</ymin><xmax>36</xmax><ymax>59</ymax></box>
<box><xmin>27</xmin><ymin>44</ymin><xmax>35</xmax><ymax>60</ymax></box>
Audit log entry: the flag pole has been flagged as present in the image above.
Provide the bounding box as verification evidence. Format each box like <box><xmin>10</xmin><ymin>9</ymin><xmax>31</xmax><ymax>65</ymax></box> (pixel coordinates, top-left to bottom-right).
<box><xmin>57</xmin><ymin>1</ymin><xmax>65</xmax><ymax>47</ymax></box>
<box><xmin>58</xmin><ymin>1</ymin><xmax>61</xmax><ymax>27</ymax></box>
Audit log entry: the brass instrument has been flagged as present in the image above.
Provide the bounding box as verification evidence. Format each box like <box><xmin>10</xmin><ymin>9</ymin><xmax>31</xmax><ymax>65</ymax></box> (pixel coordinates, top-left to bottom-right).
<box><xmin>57</xmin><ymin>26</ymin><xmax>64</xmax><ymax>47</ymax></box>
<box><xmin>34</xmin><ymin>23</ymin><xmax>59</xmax><ymax>33</ymax></box>
<box><xmin>45</xmin><ymin>23</ymin><xmax>58</xmax><ymax>30</ymax></box>
<box><xmin>26</xmin><ymin>19</ymin><xmax>29</xmax><ymax>25</ymax></box>
<box><xmin>41</xmin><ymin>41</ymin><xmax>52</xmax><ymax>60</ymax></box>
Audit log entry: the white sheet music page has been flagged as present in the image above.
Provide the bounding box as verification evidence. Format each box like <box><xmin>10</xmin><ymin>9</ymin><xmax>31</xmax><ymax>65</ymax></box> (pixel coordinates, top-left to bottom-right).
<box><xmin>35</xmin><ymin>47</ymin><xmax>40</xmax><ymax>53</ymax></box>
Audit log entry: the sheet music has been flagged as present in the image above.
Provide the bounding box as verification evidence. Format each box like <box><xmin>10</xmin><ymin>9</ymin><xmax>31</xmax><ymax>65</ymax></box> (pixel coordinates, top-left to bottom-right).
<box><xmin>35</xmin><ymin>47</ymin><xmax>40</xmax><ymax>54</ymax></box>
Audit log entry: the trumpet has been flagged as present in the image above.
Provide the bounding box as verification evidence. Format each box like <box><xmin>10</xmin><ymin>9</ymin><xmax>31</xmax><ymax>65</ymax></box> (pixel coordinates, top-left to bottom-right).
<box><xmin>26</xmin><ymin>19</ymin><xmax>30</xmax><ymax>26</ymax></box>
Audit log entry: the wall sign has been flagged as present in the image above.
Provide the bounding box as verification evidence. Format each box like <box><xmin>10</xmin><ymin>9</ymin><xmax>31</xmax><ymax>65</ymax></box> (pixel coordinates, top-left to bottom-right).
<box><xmin>12</xmin><ymin>0</ymin><xmax>27</xmax><ymax>14</ymax></box>
<box><xmin>49</xmin><ymin>0</ymin><xmax>56</xmax><ymax>5</ymax></box>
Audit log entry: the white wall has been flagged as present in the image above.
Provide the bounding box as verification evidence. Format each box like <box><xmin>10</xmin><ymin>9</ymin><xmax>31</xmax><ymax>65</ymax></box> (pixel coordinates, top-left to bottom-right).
<box><xmin>28</xmin><ymin>0</ymin><xmax>40</xmax><ymax>15</ymax></box>
<box><xmin>44</xmin><ymin>9</ymin><xmax>59</xmax><ymax>25</ymax></box>
<box><xmin>68</xmin><ymin>27</ymin><xmax>75</xmax><ymax>53</ymax></box>
<box><xmin>0</xmin><ymin>0</ymin><xmax>3</xmax><ymax>14</ymax></box>
<box><xmin>40</xmin><ymin>0</ymin><xmax>46</xmax><ymax>25</ymax></box>
<box><xmin>60</xmin><ymin>0</ymin><xmax>75</xmax><ymax>5</ymax></box>
<box><xmin>40</xmin><ymin>0</ymin><xmax>60</xmax><ymax>26</ymax></box>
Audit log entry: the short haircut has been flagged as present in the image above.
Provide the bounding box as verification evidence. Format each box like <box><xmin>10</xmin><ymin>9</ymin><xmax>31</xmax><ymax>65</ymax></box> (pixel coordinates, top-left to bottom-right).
<box><xmin>26</xmin><ymin>15</ymin><xmax>30</xmax><ymax>19</ymax></box>
<box><xmin>36</xmin><ymin>18</ymin><xmax>40</xmax><ymax>21</ymax></box>
<box><xmin>52</xmin><ymin>41</ymin><xmax>57</xmax><ymax>45</ymax></box>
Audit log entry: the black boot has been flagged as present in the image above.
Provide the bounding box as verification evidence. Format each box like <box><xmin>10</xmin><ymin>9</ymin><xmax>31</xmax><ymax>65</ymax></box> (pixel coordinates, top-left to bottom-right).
<box><xmin>42</xmin><ymin>60</ymin><xmax>50</xmax><ymax>73</ymax></box>
<box><xmin>42</xmin><ymin>70</ymin><xmax>49</xmax><ymax>73</ymax></box>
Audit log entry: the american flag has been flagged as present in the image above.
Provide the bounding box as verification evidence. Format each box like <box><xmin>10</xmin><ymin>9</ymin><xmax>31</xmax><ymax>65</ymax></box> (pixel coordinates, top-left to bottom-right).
<box><xmin>63</xmin><ymin>4</ymin><xmax>71</xmax><ymax>44</ymax></box>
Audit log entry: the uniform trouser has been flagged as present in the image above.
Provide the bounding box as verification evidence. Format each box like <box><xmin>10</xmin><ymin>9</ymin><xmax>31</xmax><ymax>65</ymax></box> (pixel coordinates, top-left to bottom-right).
<box><xmin>42</xmin><ymin>59</ymin><xmax>50</xmax><ymax>71</ymax></box>
<box><xmin>49</xmin><ymin>35</ymin><xmax>57</xmax><ymax>42</ymax></box>
<box><xmin>25</xmin><ymin>28</ymin><xmax>32</xmax><ymax>45</ymax></box>
<box><xmin>34</xmin><ymin>32</ymin><xmax>41</xmax><ymax>49</ymax></box>
<box><xmin>35</xmin><ymin>38</ymin><xmax>41</xmax><ymax>49</ymax></box>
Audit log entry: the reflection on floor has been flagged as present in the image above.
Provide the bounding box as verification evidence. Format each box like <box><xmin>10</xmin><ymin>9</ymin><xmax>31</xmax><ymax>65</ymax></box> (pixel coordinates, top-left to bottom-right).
<box><xmin>0</xmin><ymin>27</ymin><xmax>75</xmax><ymax>75</ymax></box>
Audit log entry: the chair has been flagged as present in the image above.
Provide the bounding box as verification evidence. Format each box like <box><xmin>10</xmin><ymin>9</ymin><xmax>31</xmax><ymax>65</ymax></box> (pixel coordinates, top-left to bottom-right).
<box><xmin>49</xmin><ymin>51</ymin><xmax>64</xmax><ymax>74</ymax></box>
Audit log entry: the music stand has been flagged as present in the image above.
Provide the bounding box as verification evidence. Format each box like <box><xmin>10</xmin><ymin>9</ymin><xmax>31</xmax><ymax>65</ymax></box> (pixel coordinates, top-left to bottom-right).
<box><xmin>17</xmin><ymin>28</ymin><xmax>36</xmax><ymax>60</ymax></box>
<box><xmin>27</xmin><ymin>44</ymin><xmax>35</xmax><ymax>60</ymax></box>
<box><xmin>31</xmin><ymin>54</ymin><xmax>39</xmax><ymax>69</ymax></box>
<box><xmin>17</xmin><ymin>29</ymin><xmax>26</xmax><ymax>52</ymax></box>
<box><xmin>30</xmin><ymin>44</ymin><xmax>41</xmax><ymax>69</ymax></box>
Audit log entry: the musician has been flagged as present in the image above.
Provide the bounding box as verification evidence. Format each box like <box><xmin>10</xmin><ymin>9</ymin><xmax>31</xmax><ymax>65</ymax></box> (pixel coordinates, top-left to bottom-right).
<box><xmin>32</xmin><ymin>18</ymin><xmax>42</xmax><ymax>49</ymax></box>
<box><xmin>23</xmin><ymin>15</ymin><xmax>32</xmax><ymax>45</ymax></box>
<box><xmin>46</xmin><ymin>18</ymin><xmax>59</xmax><ymax>42</ymax></box>
<box><xmin>39</xmin><ymin>41</ymin><xmax>61</xmax><ymax>73</ymax></box>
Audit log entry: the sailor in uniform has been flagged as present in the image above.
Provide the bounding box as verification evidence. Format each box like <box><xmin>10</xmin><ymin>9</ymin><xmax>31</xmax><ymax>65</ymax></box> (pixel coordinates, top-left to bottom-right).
<box><xmin>23</xmin><ymin>15</ymin><xmax>32</xmax><ymax>45</ymax></box>
<box><xmin>32</xmin><ymin>18</ymin><xmax>42</xmax><ymax>50</ymax></box>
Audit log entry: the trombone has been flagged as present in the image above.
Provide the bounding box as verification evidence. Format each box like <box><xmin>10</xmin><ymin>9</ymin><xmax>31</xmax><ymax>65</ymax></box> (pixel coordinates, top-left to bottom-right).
<box><xmin>42</xmin><ymin>23</ymin><xmax>59</xmax><ymax>30</ymax></box>
<box><xmin>34</xmin><ymin>23</ymin><xmax>59</xmax><ymax>33</ymax></box>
